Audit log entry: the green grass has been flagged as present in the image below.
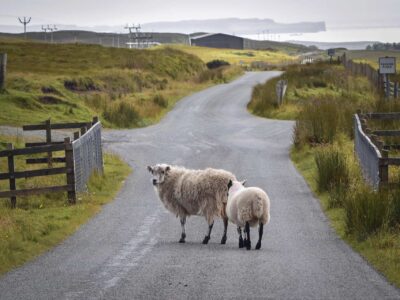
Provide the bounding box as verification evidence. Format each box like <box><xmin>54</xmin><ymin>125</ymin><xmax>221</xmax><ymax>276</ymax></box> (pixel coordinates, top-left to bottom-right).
<box><xmin>0</xmin><ymin>135</ymin><xmax>131</xmax><ymax>275</ymax></box>
<box><xmin>291</xmin><ymin>144</ymin><xmax>400</xmax><ymax>287</ymax></box>
<box><xmin>346</xmin><ymin>50</ymin><xmax>400</xmax><ymax>81</ymax></box>
<box><xmin>166</xmin><ymin>44</ymin><xmax>297</xmax><ymax>67</ymax></box>
<box><xmin>248</xmin><ymin>62</ymin><xmax>377</xmax><ymax>121</ymax></box>
<box><xmin>0</xmin><ymin>39</ymin><xmax>243</xmax><ymax>128</ymax></box>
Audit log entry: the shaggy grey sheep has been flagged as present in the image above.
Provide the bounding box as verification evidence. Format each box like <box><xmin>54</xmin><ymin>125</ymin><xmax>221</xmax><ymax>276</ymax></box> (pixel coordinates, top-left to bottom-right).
<box><xmin>147</xmin><ymin>164</ymin><xmax>236</xmax><ymax>244</ymax></box>
<box><xmin>226</xmin><ymin>180</ymin><xmax>270</xmax><ymax>250</ymax></box>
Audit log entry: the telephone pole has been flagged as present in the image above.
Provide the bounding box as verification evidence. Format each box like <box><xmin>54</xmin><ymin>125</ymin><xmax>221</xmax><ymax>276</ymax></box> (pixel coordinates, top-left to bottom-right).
<box><xmin>18</xmin><ymin>17</ymin><xmax>31</xmax><ymax>39</ymax></box>
<box><xmin>47</xmin><ymin>25</ymin><xmax>58</xmax><ymax>44</ymax></box>
<box><xmin>42</xmin><ymin>25</ymin><xmax>48</xmax><ymax>42</ymax></box>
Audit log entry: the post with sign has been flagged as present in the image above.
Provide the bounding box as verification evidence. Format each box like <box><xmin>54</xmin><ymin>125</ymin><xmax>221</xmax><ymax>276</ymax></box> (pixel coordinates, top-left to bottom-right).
<box><xmin>379</xmin><ymin>57</ymin><xmax>396</xmax><ymax>99</ymax></box>
<box><xmin>327</xmin><ymin>49</ymin><xmax>335</xmax><ymax>64</ymax></box>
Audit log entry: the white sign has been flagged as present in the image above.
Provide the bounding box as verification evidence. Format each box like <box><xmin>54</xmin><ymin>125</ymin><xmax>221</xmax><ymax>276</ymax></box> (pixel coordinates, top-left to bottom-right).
<box><xmin>379</xmin><ymin>57</ymin><xmax>396</xmax><ymax>74</ymax></box>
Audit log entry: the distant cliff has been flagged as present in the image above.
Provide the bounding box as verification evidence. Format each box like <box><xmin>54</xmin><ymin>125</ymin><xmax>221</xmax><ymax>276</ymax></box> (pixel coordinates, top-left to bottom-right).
<box><xmin>141</xmin><ymin>18</ymin><xmax>326</xmax><ymax>34</ymax></box>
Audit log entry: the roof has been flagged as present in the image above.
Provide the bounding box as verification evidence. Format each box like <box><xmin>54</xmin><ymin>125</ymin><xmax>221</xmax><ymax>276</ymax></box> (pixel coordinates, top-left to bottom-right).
<box><xmin>190</xmin><ymin>33</ymin><xmax>243</xmax><ymax>40</ymax></box>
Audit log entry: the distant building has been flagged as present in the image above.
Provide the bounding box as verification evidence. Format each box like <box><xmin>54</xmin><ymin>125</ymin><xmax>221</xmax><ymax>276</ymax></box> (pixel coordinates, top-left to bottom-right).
<box><xmin>190</xmin><ymin>33</ymin><xmax>244</xmax><ymax>50</ymax></box>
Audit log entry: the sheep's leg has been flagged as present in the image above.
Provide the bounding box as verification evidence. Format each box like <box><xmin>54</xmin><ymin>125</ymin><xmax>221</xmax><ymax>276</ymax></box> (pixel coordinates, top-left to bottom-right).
<box><xmin>255</xmin><ymin>222</ymin><xmax>264</xmax><ymax>250</ymax></box>
<box><xmin>237</xmin><ymin>226</ymin><xmax>244</xmax><ymax>248</ymax></box>
<box><xmin>202</xmin><ymin>220</ymin><xmax>214</xmax><ymax>244</ymax></box>
<box><xmin>221</xmin><ymin>218</ymin><xmax>228</xmax><ymax>245</ymax></box>
<box><xmin>179</xmin><ymin>216</ymin><xmax>186</xmax><ymax>243</ymax></box>
<box><xmin>245</xmin><ymin>221</ymin><xmax>251</xmax><ymax>250</ymax></box>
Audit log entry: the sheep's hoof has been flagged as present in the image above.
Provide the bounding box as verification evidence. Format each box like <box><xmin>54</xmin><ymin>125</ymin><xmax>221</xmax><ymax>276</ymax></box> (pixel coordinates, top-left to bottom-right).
<box><xmin>221</xmin><ymin>235</ymin><xmax>227</xmax><ymax>245</ymax></box>
<box><xmin>255</xmin><ymin>242</ymin><xmax>261</xmax><ymax>250</ymax></box>
<box><xmin>239</xmin><ymin>238</ymin><xmax>244</xmax><ymax>248</ymax></box>
<box><xmin>179</xmin><ymin>238</ymin><xmax>186</xmax><ymax>243</ymax></box>
<box><xmin>246</xmin><ymin>241</ymin><xmax>251</xmax><ymax>250</ymax></box>
<box><xmin>202</xmin><ymin>236</ymin><xmax>210</xmax><ymax>244</ymax></box>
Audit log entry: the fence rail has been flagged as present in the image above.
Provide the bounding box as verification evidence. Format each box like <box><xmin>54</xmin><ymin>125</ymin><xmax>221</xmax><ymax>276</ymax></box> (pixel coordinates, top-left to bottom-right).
<box><xmin>0</xmin><ymin>117</ymin><xmax>103</xmax><ymax>208</ymax></box>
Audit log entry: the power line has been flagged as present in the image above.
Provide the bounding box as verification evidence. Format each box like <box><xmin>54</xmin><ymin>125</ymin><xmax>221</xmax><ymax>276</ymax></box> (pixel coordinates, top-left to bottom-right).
<box><xmin>18</xmin><ymin>16</ymin><xmax>31</xmax><ymax>39</ymax></box>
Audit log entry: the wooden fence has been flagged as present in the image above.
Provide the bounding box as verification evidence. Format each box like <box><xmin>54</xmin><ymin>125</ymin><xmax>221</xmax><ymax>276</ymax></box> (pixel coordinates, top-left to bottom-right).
<box><xmin>342</xmin><ymin>53</ymin><xmax>399</xmax><ymax>99</ymax></box>
<box><xmin>354</xmin><ymin>111</ymin><xmax>400</xmax><ymax>188</ymax></box>
<box><xmin>0</xmin><ymin>117</ymin><xmax>101</xmax><ymax>208</ymax></box>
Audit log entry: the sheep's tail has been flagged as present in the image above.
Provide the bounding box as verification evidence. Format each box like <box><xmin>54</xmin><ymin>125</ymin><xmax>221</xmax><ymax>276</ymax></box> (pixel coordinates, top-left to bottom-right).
<box><xmin>252</xmin><ymin>194</ymin><xmax>270</xmax><ymax>225</ymax></box>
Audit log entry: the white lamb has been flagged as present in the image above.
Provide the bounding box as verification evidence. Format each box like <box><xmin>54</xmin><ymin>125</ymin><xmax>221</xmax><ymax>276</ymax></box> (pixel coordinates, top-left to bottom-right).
<box><xmin>226</xmin><ymin>180</ymin><xmax>270</xmax><ymax>250</ymax></box>
<box><xmin>148</xmin><ymin>164</ymin><xmax>236</xmax><ymax>244</ymax></box>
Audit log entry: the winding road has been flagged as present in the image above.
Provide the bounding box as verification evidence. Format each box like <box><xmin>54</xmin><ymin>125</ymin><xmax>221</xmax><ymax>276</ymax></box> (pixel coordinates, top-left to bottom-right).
<box><xmin>1</xmin><ymin>72</ymin><xmax>399</xmax><ymax>299</ymax></box>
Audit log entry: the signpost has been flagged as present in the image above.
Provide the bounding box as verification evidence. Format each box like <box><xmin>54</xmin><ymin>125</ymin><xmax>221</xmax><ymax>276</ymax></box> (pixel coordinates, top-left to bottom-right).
<box><xmin>327</xmin><ymin>49</ymin><xmax>335</xmax><ymax>64</ymax></box>
<box><xmin>379</xmin><ymin>57</ymin><xmax>397</xmax><ymax>98</ymax></box>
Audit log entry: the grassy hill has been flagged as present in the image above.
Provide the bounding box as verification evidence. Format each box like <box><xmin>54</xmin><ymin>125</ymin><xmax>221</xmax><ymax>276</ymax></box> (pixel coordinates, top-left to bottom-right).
<box><xmin>168</xmin><ymin>44</ymin><xmax>298</xmax><ymax>66</ymax></box>
<box><xmin>0</xmin><ymin>38</ymin><xmax>243</xmax><ymax>128</ymax></box>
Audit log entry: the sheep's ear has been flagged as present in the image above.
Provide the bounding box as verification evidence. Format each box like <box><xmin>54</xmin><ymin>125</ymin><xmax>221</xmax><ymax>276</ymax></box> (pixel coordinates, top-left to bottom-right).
<box><xmin>165</xmin><ymin>166</ymin><xmax>171</xmax><ymax>172</ymax></box>
<box><xmin>147</xmin><ymin>166</ymin><xmax>153</xmax><ymax>173</ymax></box>
<box><xmin>227</xmin><ymin>179</ymin><xmax>233</xmax><ymax>190</ymax></box>
<box><xmin>241</xmin><ymin>180</ymin><xmax>247</xmax><ymax>186</ymax></box>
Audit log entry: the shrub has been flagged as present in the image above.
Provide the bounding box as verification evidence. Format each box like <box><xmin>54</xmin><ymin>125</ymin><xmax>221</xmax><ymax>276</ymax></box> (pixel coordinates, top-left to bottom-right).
<box><xmin>344</xmin><ymin>186</ymin><xmax>390</xmax><ymax>240</ymax></box>
<box><xmin>102</xmin><ymin>101</ymin><xmax>140</xmax><ymax>128</ymax></box>
<box><xmin>298</xmin><ymin>99</ymin><xmax>340</xmax><ymax>144</ymax></box>
<box><xmin>206</xmin><ymin>60</ymin><xmax>230</xmax><ymax>69</ymax></box>
<box><xmin>152</xmin><ymin>94</ymin><xmax>168</xmax><ymax>108</ymax></box>
<box><xmin>315</xmin><ymin>145</ymin><xmax>350</xmax><ymax>193</ymax></box>
<box><xmin>388</xmin><ymin>188</ymin><xmax>400</xmax><ymax>227</ymax></box>
<box><xmin>64</xmin><ymin>77</ymin><xmax>99</xmax><ymax>91</ymax></box>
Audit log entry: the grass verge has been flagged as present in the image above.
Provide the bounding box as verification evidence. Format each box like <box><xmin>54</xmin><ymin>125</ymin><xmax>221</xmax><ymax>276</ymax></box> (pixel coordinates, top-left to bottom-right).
<box><xmin>0</xmin><ymin>148</ymin><xmax>131</xmax><ymax>276</ymax></box>
<box><xmin>291</xmin><ymin>144</ymin><xmax>400</xmax><ymax>287</ymax></box>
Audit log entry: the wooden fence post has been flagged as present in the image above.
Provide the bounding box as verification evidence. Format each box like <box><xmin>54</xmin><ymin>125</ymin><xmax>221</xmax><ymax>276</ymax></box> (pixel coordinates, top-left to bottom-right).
<box><xmin>379</xmin><ymin>149</ymin><xmax>389</xmax><ymax>187</ymax></box>
<box><xmin>394</xmin><ymin>82</ymin><xmax>399</xmax><ymax>99</ymax></box>
<box><xmin>92</xmin><ymin>116</ymin><xmax>99</xmax><ymax>125</ymax></box>
<box><xmin>64</xmin><ymin>137</ymin><xmax>76</xmax><ymax>204</ymax></box>
<box><xmin>80</xmin><ymin>126</ymin><xmax>87</xmax><ymax>135</ymax></box>
<box><xmin>0</xmin><ymin>53</ymin><xmax>6</xmax><ymax>90</ymax></box>
<box><xmin>7</xmin><ymin>143</ymin><xmax>16</xmax><ymax>208</ymax></box>
<box><xmin>45</xmin><ymin>119</ymin><xmax>53</xmax><ymax>167</ymax></box>
<box><xmin>73</xmin><ymin>131</ymin><xmax>80</xmax><ymax>141</ymax></box>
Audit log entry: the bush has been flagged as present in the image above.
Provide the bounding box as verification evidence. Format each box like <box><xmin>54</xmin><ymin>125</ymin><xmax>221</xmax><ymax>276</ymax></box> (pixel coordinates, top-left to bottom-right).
<box><xmin>206</xmin><ymin>59</ymin><xmax>230</xmax><ymax>69</ymax></box>
<box><xmin>102</xmin><ymin>101</ymin><xmax>140</xmax><ymax>128</ymax></box>
<box><xmin>344</xmin><ymin>186</ymin><xmax>390</xmax><ymax>240</ymax></box>
<box><xmin>64</xmin><ymin>77</ymin><xmax>99</xmax><ymax>91</ymax></box>
<box><xmin>152</xmin><ymin>94</ymin><xmax>168</xmax><ymax>108</ymax></box>
<box><xmin>315</xmin><ymin>145</ymin><xmax>350</xmax><ymax>193</ymax></box>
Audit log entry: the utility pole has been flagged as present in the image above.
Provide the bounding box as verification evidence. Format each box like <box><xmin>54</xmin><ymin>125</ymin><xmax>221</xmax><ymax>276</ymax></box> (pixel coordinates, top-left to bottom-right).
<box><xmin>47</xmin><ymin>25</ymin><xmax>57</xmax><ymax>44</ymax></box>
<box><xmin>117</xmin><ymin>34</ymin><xmax>120</xmax><ymax>48</ymax></box>
<box><xmin>42</xmin><ymin>25</ymin><xmax>48</xmax><ymax>42</ymax></box>
<box><xmin>18</xmin><ymin>17</ymin><xmax>31</xmax><ymax>39</ymax></box>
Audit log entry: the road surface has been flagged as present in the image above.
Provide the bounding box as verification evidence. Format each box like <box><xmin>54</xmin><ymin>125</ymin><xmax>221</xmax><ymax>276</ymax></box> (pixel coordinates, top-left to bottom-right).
<box><xmin>0</xmin><ymin>72</ymin><xmax>399</xmax><ymax>299</ymax></box>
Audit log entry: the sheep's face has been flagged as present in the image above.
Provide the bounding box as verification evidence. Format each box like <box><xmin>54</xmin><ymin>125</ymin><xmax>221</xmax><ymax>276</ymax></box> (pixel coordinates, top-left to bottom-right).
<box><xmin>227</xmin><ymin>179</ymin><xmax>246</xmax><ymax>201</ymax></box>
<box><xmin>147</xmin><ymin>164</ymin><xmax>171</xmax><ymax>186</ymax></box>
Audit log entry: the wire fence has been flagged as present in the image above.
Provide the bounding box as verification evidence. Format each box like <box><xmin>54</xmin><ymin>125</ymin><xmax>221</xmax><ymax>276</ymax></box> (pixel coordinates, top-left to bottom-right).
<box><xmin>72</xmin><ymin>121</ymin><xmax>103</xmax><ymax>192</ymax></box>
<box><xmin>354</xmin><ymin>114</ymin><xmax>381</xmax><ymax>189</ymax></box>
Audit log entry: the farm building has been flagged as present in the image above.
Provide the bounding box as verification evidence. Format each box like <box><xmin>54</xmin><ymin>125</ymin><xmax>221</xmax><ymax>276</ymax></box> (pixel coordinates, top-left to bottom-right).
<box><xmin>190</xmin><ymin>33</ymin><xmax>244</xmax><ymax>49</ymax></box>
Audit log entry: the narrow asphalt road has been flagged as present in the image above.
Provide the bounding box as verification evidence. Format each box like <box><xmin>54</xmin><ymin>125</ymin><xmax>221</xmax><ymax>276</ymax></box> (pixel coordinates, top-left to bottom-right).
<box><xmin>1</xmin><ymin>72</ymin><xmax>399</xmax><ymax>299</ymax></box>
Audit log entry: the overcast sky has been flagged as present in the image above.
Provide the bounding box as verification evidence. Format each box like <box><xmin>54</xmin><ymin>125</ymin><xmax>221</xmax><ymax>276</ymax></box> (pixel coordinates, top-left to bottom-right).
<box><xmin>1</xmin><ymin>0</ymin><xmax>400</xmax><ymax>28</ymax></box>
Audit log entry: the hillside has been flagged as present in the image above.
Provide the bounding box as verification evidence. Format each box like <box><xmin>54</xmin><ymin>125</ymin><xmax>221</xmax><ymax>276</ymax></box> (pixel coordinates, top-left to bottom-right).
<box><xmin>0</xmin><ymin>30</ymin><xmax>315</xmax><ymax>54</ymax></box>
<box><xmin>0</xmin><ymin>39</ymin><xmax>242</xmax><ymax>128</ymax></box>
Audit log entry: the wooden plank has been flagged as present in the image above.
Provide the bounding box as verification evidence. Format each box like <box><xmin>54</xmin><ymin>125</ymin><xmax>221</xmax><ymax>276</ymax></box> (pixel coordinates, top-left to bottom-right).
<box><xmin>373</xmin><ymin>130</ymin><xmax>400</xmax><ymax>137</ymax></box>
<box><xmin>387</xmin><ymin>158</ymin><xmax>400</xmax><ymax>166</ymax></box>
<box><xmin>0</xmin><ymin>167</ymin><xmax>70</xmax><ymax>180</ymax></box>
<box><xmin>26</xmin><ymin>157</ymin><xmax>66</xmax><ymax>164</ymax></box>
<box><xmin>0</xmin><ymin>185</ymin><xmax>73</xmax><ymax>198</ymax></box>
<box><xmin>64</xmin><ymin>137</ymin><xmax>76</xmax><ymax>204</ymax></box>
<box><xmin>46</xmin><ymin>119</ymin><xmax>53</xmax><ymax>168</ymax></box>
<box><xmin>366</xmin><ymin>112</ymin><xmax>400</xmax><ymax>120</ymax></box>
<box><xmin>0</xmin><ymin>144</ymin><xmax>65</xmax><ymax>157</ymax></box>
<box><xmin>25</xmin><ymin>141</ymin><xmax>64</xmax><ymax>147</ymax></box>
<box><xmin>7</xmin><ymin>144</ymin><xmax>16</xmax><ymax>208</ymax></box>
<box><xmin>0</xmin><ymin>53</ymin><xmax>6</xmax><ymax>90</ymax></box>
<box><xmin>23</xmin><ymin>122</ymin><xmax>89</xmax><ymax>131</ymax></box>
